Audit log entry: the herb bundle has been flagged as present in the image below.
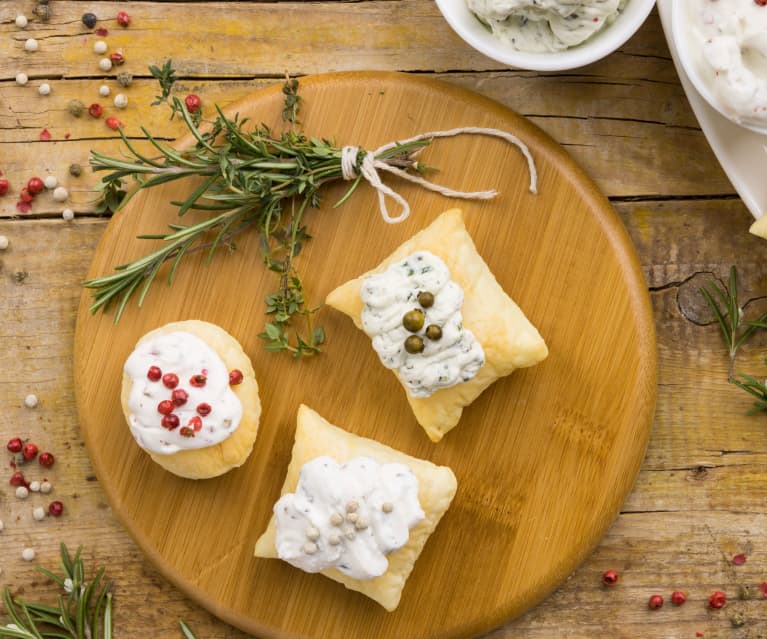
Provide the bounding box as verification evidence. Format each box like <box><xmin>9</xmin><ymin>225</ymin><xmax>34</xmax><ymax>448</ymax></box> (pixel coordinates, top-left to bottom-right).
<box><xmin>0</xmin><ymin>544</ymin><xmax>198</xmax><ymax>638</ymax></box>
<box><xmin>701</xmin><ymin>265</ymin><xmax>767</xmax><ymax>412</ymax></box>
<box><xmin>86</xmin><ymin>67</ymin><xmax>432</xmax><ymax>358</ymax></box>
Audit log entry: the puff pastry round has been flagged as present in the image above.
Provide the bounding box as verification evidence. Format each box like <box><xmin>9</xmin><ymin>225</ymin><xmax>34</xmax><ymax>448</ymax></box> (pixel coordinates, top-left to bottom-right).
<box><xmin>120</xmin><ymin>320</ymin><xmax>261</xmax><ymax>479</ymax></box>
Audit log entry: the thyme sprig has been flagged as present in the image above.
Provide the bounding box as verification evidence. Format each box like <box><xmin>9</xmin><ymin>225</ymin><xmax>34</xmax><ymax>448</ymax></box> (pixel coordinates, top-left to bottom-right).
<box><xmin>701</xmin><ymin>265</ymin><xmax>767</xmax><ymax>412</ymax></box>
<box><xmin>86</xmin><ymin>66</ymin><xmax>431</xmax><ymax>357</ymax></box>
<box><xmin>0</xmin><ymin>544</ymin><xmax>198</xmax><ymax>638</ymax></box>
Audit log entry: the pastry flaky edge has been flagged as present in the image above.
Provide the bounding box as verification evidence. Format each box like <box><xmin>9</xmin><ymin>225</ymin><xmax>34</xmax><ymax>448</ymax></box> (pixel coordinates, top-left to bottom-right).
<box><xmin>120</xmin><ymin>319</ymin><xmax>261</xmax><ymax>480</ymax></box>
<box><xmin>254</xmin><ymin>404</ymin><xmax>458</xmax><ymax>612</ymax></box>
<box><xmin>325</xmin><ymin>208</ymin><xmax>548</xmax><ymax>442</ymax></box>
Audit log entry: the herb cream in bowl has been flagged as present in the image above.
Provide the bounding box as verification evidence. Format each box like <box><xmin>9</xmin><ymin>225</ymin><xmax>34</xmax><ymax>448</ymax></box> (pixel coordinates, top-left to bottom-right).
<box><xmin>434</xmin><ymin>0</ymin><xmax>656</xmax><ymax>71</ymax></box>
<box><xmin>671</xmin><ymin>0</ymin><xmax>767</xmax><ymax>136</ymax></box>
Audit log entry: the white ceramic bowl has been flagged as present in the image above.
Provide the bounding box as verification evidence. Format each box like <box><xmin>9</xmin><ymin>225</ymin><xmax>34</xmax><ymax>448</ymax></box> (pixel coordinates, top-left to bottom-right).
<box><xmin>434</xmin><ymin>0</ymin><xmax>657</xmax><ymax>72</ymax></box>
<box><xmin>670</xmin><ymin>1</ymin><xmax>767</xmax><ymax>137</ymax></box>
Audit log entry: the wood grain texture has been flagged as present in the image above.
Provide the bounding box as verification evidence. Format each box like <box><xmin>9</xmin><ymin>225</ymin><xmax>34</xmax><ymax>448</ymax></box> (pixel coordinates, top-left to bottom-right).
<box><xmin>3</xmin><ymin>3</ymin><xmax>767</xmax><ymax>639</ymax></box>
<box><xmin>0</xmin><ymin>9</ymin><xmax>733</xmax><ymax>219</ymax></box>
<box><xmin>72</xmin><ymin>72</ymin><xmax>655</xmax><ymax>638</ymax></box>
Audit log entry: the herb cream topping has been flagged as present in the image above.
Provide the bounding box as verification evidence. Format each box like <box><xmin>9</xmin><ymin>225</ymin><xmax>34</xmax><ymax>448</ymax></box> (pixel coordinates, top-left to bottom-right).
<box><xmin>124</xmin><ymin>331</ymin><xmax>243</xmax><ymax>454</ymax></box>
<box><xmin>678</xmin><ymin>0</ymin><xmax>767</xmax><ymax>127</ymax></box>
<box><xmin>361</xmin><ymin>251</ymin><xmax>484</xmax><ymax>398</ymax></box>
<box><xmin>274</xmin><ymin>456</ymin><xmax>424</xmax><ymax>580</ymax></box>
<box><xmin>466</xmin><ymin>0</ymin><xmax>628</xmax><ymax>52</ymax></box>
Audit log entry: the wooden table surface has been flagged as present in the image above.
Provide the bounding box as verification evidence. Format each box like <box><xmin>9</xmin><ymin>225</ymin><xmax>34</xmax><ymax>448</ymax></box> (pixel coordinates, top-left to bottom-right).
<box><xmin>2</xmin><ymin>3</ymin><xmax>767</xmax><ymax>639</ymax></box>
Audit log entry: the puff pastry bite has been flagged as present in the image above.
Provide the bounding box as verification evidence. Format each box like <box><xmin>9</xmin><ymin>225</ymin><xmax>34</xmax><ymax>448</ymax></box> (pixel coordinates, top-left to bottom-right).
<box><xmin>121</xmin><ymin>320</ymin><xmax>261</xmax><ymax>479</ymax></box>
<box><xmin>254</xmin><ymin>404</ymin><xmax>457</xmax><ymax>611</ymax></box>
<box><xmin>325</xmin><ymin>208</ymin><xmax>548</xmax><ymax>442</ymax></box>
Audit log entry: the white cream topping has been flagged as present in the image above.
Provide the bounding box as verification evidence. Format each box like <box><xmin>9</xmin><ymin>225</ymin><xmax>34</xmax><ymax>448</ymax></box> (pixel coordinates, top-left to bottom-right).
<box><xmin>360</xmin><ymin>251</ymin><xmax>484</xmax><ymax>398</ymax></box>
<box><xmin>680</xmin><ymin>0</ymin><xmax>767</xmax><ymax>126</ymax></box>
<box><xmin>274</xmin><ymin>456</ymin><xmax>425</xmax><ymax>580</ymax></box>
<box><xmin>124</xmin><ymin>331</ymin><xmax>242</xmax><ymax>455</ymax></box>
<box><xmin>466</xmin><ymin>0</ymin><xmax>628</xmax><ymax>52</ymax></box>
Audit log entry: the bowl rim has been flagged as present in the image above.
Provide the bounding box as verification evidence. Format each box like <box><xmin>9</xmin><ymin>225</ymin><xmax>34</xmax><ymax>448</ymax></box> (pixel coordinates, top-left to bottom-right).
<box><xmin>670</xmin><ymin>0</ymin><xmax>767</xmax><ymax>136</ymax></box>
<box><xmin>434</xmin><ymin>0</ymin><xmax>658</xmax><ymax>72</ymax></box>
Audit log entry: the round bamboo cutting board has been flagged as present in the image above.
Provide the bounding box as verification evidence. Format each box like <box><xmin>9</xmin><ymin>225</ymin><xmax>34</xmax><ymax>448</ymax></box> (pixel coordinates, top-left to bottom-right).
<box><xmin>74</xmin><ymin>71</ymin><xmax>657</xmax><ymax>639</ymax></box>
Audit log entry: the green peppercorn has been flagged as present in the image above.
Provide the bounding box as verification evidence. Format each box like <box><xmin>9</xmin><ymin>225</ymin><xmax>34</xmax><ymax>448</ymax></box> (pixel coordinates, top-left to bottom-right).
<box><xmin>425</xmin><ymin>324</ymin><xmax>442</xmax><ymax>341</ymax></box>
<box><xmin>67</xmin><ymin>99</ymin><xmax>86</xmax><ymax>118</ymax></box>
<box><xmin>34</xmin><ymin>4</ymin><xmax>51</xmax><ymax>21</ymax></box>
<box><xmin>116</xmin><ymin>72</ymin><xmax>133</xmax><ymax>88</ymax></box>
<box><xmin>402</xmin><ymin>309</ymin><xmax>425</xmax><ymax>332</ymax></box>
<box><xmin>417</xmin><ymin>291</ymin><xmax>435</xmax><ymax>308</ymax></box>
<box><xmin>404</xmin><ymin>335</ymin><xmax>424</xmax><ymax>354</ymax></box>
<box><xmin>68</xmin><ymin>163</ymin><xmax>82</xmax><ymax>177</ymax></box>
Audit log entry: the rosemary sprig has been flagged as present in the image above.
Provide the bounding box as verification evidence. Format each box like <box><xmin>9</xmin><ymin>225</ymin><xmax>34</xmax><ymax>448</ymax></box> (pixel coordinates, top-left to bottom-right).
<box><xmin>0</xmin><ymin>544</ymin><xmax>198</xmax><ymax>639</ymax></box>
<box><xmin>700</xmin><ymin>266</ymin><xmax>767</xmax><ymax>381</ymax></box>
<box><xmin>701</xmin><ymin>265</ymin><xmax>767</xmax><ymax>411</ymax></box>
<box><xmin>86</xmin><ymin>64</ymin><xmax>431</xmax><ymax>358</ymax></box>
<box><xmin>149</xmin><ymin>59</ymin><xmax>177</xmax><ymax>106</ymax></box>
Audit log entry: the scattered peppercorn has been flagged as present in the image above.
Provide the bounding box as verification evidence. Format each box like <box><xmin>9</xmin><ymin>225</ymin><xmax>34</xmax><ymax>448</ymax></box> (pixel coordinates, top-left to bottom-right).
<box><xmin>105</xmin><ymin>117</ymin><xmax>122</xmax><ymax>130</ymax></box>
<box><xmin>116</xmin><ymin>10</ymin><xmax>130</xmax><ymax>27</ymax></box>
<box><xmin>601</xmin><ymin>569</ymin><xmax>619</xmax><ymax>586</ymax></box>
<box><xmin>648</xmin><ymin>594</ymin><xmax>664</xmax><ymax>609</ymax></box>
<box><xmin>7</xmin><ymin>437</ymin><xmax>23</xmax><ymax>453</ymax></box>
<box><xmin>98</xmin><ymin>58</ymin><xmax>112</xmax><ymax>72</ymax></box>
<box><xmin>69</xmin><ymin>163</ymin><xmax>82</xmax><ymax>177</ymax></box>
<box><xmin>113</xmin><ymin>93</ymin><xmax>128</xmax><ymax>109</ymax></box>
<box><xmin>671</xmin><ymin>591</ymin><xmax>687</xmax><ymax>606</ymax></box>
<box><xmin>88</xmin><ymin>103</ymin><xmax>103</xmax><ymax>118</ymax></box>
<box><xmin>15</xmin><ymin>14</ymin><xmax>28</xmax><ymax>28</ymax></box>
<box><xmin>709</xmin><ymin>591</ymin><xmax>727</xmax><ymax>609</ymax></box>
<box><xmin>66</xmin><ymin>99</ymin><xmax>87</xmax><ymax>118</ymax></box>
<box><xmin>52</xmin><ymin>186</ymin><xmax>68</xmax><ymax>202</ymax></box>
<box><xmin>22</xmin><ymin>442</ymin><xmax>39</xmax><ymax>461</ymax></box>
<box><xmin>39</xmin><ymin>128</ymin><xmax>51</xmax><ymax>141</ymax></box>
<box><xmin>185</xmin><ymin>94</ymin><xmax>202</xmax><ymax>113</ymax></box>
<box><xmin>81</xmin><ymin>12</ymin><xmax>97</xmax><ymax>28</ymax></box>
<box><xmin>19</xmin><ymin>188</ymin><xmax>33</xmax><ymax>204</ymax></box>
<box><xmin>229</xmin><ymin>369</ymin><xmax>243</xmax><ymax>385</ymax></box>
<box><xmin>38</xmin><ymin>452</ymin><xmax>54</xmax><ymax>468</ymax></box>
<box><xmin>33</xmin><ymin>4</ymin><xmax>52</xmax><ymax>21</ymax></box>
<box><xmin>27</xmin><ymin>177</ymin><xmax>44</xmax><ymax>195</ymax></box>
<box><xmin>116</xmin><ymin>71</ymin><xmax>132</xmax><ymax>87</ymax></box>
<box><xmin>109</xmin><ymin>52</ymin><xmax>125</xmax><ymax>66</ymax></box>
<box><xmin>95</xmin><ymin>27</ymin><xmax>109</xmax><ymax>36</ymax></box>
<box><xmin>10</xmin><ymin>471</ymin><xmax>26</xmax><ymax>487</ymax></box>
<box><xmin>732</xmin><ymin>553</ymin><xmax>747</xmax><ymax>566</ymax></box>
<box><xmin>93</xmin><ymin>40</ymin><xmax>108</xmax><ymax>55</ymax></box>
<box><xmin>0</xmin><ymin>179</ymin><xmax>9</xmax><ymax>196</ymax></box>
<box><xmin>48</xmin><ymin>500</ymin><xmax>64</xmax><ymax>516</ymax></box>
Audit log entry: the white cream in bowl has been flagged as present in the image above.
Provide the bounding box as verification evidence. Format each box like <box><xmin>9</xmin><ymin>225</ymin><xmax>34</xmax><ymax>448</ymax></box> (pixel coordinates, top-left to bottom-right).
<box><xmin>672</xmin><ymin>0</ymin><xmax>767</xmax><ymax>134</ymax></box>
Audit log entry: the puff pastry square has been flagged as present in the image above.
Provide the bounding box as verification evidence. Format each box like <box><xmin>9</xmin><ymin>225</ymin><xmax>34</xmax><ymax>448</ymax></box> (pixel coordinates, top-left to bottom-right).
<box><xmin>254</xmin><ymin>404</ymin><xmax>457</xmax><ymax>611</ymax></box>
<box><xmin>325</xmin><ymin>208</ymin><xmax>548</xmax><ymax>442</ymax></box>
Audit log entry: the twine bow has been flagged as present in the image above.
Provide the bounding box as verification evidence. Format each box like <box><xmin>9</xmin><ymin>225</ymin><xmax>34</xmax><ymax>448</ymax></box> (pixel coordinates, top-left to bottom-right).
<box><xmin>340</xmin><ymin>127</ymin><xmax>538</xmax><ymax>224</ymax></box>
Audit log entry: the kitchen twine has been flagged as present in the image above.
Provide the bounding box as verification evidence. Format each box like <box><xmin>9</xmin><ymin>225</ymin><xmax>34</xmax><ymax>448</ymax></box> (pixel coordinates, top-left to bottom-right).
<box><xmin>340</xmin><ymin>127</ymin><xmax>538</xmax><ymax>224</ymax></box>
